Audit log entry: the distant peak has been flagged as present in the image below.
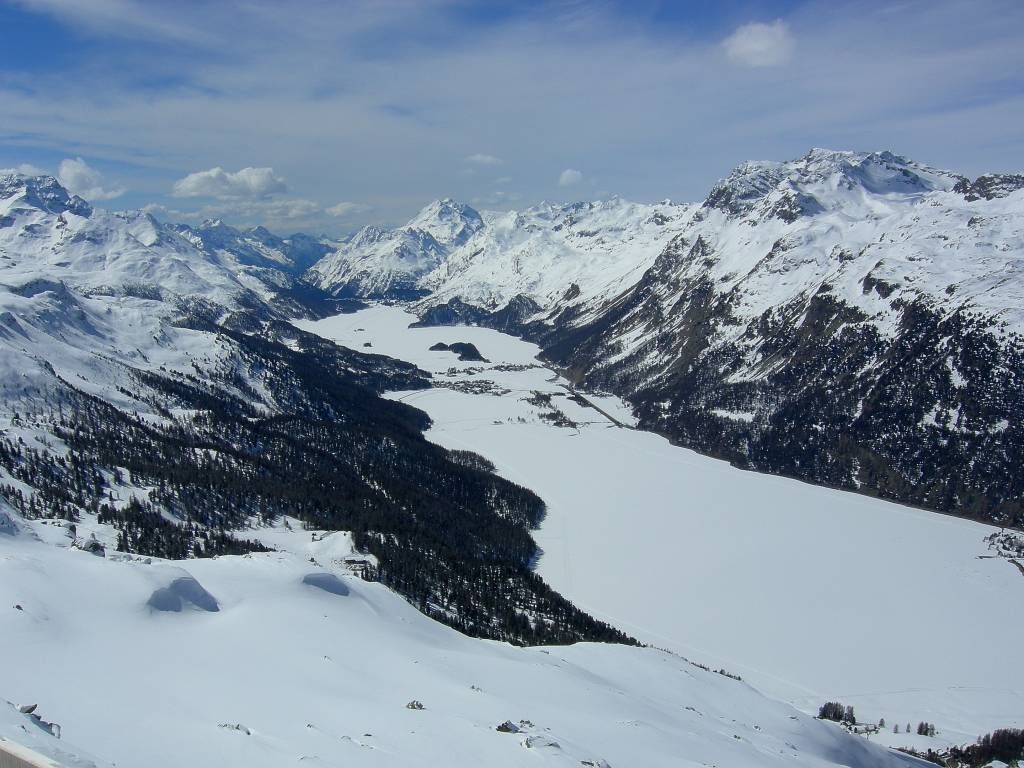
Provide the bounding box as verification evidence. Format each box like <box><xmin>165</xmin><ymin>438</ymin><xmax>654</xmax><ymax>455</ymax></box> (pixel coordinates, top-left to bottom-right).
<box><xmin>0</xmin><ymin>172</ymin><xmax>92</xmax><ymax>217</ymax></box>
<box><xmin>408</xmin><ymin>198</ymin><xmax>484</xmax><ymax>247</ymax></box>
<box><xmin>705</xmin><ymin>148</ymin><xmax>962</xmax><ymax>217</ymax></box>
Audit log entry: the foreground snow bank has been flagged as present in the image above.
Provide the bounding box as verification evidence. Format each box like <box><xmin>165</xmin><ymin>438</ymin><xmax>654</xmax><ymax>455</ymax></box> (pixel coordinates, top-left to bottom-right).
<box><xmin>0</xmin><ymin>519</ymin><xmax>916</xmax><ymax>768</ymax></box>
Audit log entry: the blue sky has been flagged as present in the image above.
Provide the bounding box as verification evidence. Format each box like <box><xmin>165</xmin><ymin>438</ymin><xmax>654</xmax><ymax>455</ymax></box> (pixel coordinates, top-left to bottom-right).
<box><xmin>1</xmin><ymin>0</ymin><xmax>1022</xmax><ymax>234</ymax></box>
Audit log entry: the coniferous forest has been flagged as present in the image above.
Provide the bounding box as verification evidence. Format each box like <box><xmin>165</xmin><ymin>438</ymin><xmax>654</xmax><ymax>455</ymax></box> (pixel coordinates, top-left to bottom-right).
<box><xmin>0</xmin><ymin>317</ymin><xmax>633</xmax><ymax>647</ymax></box>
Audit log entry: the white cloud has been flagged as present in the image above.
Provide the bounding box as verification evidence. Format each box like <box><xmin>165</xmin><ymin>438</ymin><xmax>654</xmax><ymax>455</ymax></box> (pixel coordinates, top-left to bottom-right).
<box><xmin>2</xmin><ymin>163</ymin><xmax>47</xmax><ymax>176</ymax></box>
<box><xmin>57</xmin><ymin>157</ymin><xmax>125</xmax><ymax>200</ymax></box>
<box><xmin>558</xmin><ymin>168</ymin><xmax>583</xmax><ymax>187</ymax></box>
<box><xmin>172</xmin><ymin>166</ymin><xmax>287</xmax><ymax>199</ymax></box>
<box><xmin>722</xmin><ymin>20</ymin><xmax>794</xmax><ymax>67</ymax></box>
<box><xmin>465</xmin><ymin>153</ymin><xmax>503</xmax><ymax>166</ymax></box>
<box><xmin>326</xmin><ymin>201</ymin><xmax>371</xmax><ymax>217</ymax></box>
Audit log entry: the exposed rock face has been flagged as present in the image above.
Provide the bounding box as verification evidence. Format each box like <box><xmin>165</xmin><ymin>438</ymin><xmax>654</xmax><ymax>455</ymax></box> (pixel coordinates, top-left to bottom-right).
<box><xmin>954</xmin><ymin>173</ymin><xmax>1024</xmax><ymax>201</ymax></box>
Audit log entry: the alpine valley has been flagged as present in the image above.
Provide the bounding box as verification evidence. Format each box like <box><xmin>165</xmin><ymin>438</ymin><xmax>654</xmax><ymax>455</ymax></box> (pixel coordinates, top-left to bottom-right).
<box><xmin>313</xmin><ymin>149</ymin><xmax>1024</xmax><ymax>526</ymax></box>
<box><xmin>1</xmin><ymin>148</ymin><xmax>1022</xmax><ymax>768</ymax></box>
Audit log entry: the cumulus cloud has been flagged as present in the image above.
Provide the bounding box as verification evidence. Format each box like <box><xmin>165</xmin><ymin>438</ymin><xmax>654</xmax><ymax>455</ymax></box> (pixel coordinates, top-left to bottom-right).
<box><xmin>57</xmin><ymin>157</ymin><xmax>125</xmax><ymax>200</ymax></box>
<box><xmin>465</xmin><ymin>153</ymin><xmax>503</xmax><ymax>166</ymax></box>
<box><xmin>325</xmin><ymin>201</ymin><xmax>371</xmax><ymax>217</ymax></box>
<box><xmin>558</xmin><ymin>168</ymin><xmax>583</xmax><ymax>187</ymax></box>
<box><xmin>172</xmin><ymin>166</ymin><xmax>287</xmax><ymax>199</ymax></box>
<box><xmin>722</xmin><ymin>20</ymin><xmax>794</xmax><ymax>67</ymax></box>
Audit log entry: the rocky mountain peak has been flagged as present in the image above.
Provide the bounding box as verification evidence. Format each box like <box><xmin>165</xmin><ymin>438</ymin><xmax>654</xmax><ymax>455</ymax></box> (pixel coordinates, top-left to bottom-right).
<box><xmin>408</xmin><ymin>198</ymin><xmax>484</xmax><ymax>247</ymax></box>
<box><xmin>0</xmin><ymin>172</ymin><xmax>93</xmax><ymax>218</ymax></box>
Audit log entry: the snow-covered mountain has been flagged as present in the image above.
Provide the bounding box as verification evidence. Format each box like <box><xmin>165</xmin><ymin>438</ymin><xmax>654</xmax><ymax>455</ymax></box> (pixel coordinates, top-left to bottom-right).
<box><xmin>1</xmin><ymin>174</ymin><xmax>279</xmax><ymax>304</ymax></box>
<box><xmin>347</xmin><ymin>150</ymin><xmax>1024</xmax><ymax>525</ymax></box>
<box><xmin>177</xmin><ymin>219</ymin><xmax>335</xmax><ymax>275</ymax></box>
<box><xmin>309</xmin><ymin>196</ymin><xmax>690</xmax><ymax>306</ymax></box>
<box><xmin>308</xmin><ymin>198</ymin><xmax>484</xmax><ymax>299</ymax></box>
<box><xmin>0</xmin><ymin>171</ymin><xmax>331</xmax><ymax>425</ymax></box>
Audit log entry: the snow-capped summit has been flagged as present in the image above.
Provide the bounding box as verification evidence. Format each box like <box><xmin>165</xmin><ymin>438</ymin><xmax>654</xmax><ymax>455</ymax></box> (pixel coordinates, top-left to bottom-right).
<box><xmin>417</xmin><ymin>196</ymin><xmax>693</xmax><ymax>311</ymax></box>
<box><xmin>308</xmin><ymin>200</ymin><xmax>485</xmax><ymax>299</ymax></box>
<box><xmin>703</xmin><ymin>149</ymin><xmax>962</xmax><ymax>222</ymax></box>
<box><xmin>407</xmin><ymin>198</ymin><xmax>484</xmax><ymax>248</ymax></box>
<box><xmin>1</xmin><ymin>171</ymin><xmax>93</xmax><ymax>218</ymax></box>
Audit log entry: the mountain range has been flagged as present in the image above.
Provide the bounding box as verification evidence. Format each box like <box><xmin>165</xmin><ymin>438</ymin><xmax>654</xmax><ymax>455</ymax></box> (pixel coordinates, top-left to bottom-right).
<box><xmin>308</xmin><ymin>149</ymin><xmax>1024</xmax><ymax>525</ymax></box>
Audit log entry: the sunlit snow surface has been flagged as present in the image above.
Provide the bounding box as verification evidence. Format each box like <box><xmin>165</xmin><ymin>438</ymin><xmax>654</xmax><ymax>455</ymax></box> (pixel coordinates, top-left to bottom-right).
<box><xmin>301</xmin><ymin>305</ymin><xmax>1024</xmax><ymax>750</ymax></box>
<box><xmin>0</xmin><ymin>517</ymin><xmax>917</xmax><ymax>768</ymax></box>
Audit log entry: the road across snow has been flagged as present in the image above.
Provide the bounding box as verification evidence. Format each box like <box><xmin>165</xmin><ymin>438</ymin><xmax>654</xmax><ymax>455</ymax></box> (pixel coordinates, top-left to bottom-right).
<box><xmin>301</xmin><ymin>305</ymin><xmax>1024</xmax><ymax>749</ymax></box>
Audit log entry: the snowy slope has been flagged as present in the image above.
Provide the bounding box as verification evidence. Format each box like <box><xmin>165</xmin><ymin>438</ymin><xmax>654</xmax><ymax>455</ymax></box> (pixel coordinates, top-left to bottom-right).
<box><xmin>0</xmin><ymin>511</ymin><xmax>922</xmax><ymax>768</ymax></box>
<box><xmin>300</xmin><ymin>304</ymin><xmax>1024</xmax><ymax>753</ymax></box>
<box><xmin>0</xmin><ymin>172</ymin><xmax>335</xmax><ymax>439</ymax></box>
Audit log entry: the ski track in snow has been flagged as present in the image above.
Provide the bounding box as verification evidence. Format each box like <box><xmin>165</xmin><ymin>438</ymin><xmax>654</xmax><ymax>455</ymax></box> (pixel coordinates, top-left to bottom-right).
<box><xmin>300</xmin><ymin>304</ymin><xmax>1024</xmax><ymax>750</ymax></box>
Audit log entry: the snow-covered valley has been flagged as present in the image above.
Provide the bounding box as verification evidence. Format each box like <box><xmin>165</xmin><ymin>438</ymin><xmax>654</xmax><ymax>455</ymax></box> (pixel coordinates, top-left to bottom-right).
<box><xmin>300</xmin><ymin>305</ymin><xmax>1024</xmax><ymax>752</ymax></box>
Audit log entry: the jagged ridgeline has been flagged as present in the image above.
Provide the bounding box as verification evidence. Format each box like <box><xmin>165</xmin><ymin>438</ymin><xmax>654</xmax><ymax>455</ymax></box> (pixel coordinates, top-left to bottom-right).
<box><xmin>0</xmin><ymin>318</ymin><xmax>629</xmax><ymax>647</ymax></box>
